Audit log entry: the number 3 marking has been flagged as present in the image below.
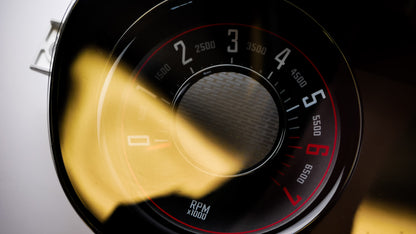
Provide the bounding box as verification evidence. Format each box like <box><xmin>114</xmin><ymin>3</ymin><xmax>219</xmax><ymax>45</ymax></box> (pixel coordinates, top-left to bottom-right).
<box><xmin>227</xmin><ymin>29</ymin><xmax>238</xmax><ymax>53</ymax></box>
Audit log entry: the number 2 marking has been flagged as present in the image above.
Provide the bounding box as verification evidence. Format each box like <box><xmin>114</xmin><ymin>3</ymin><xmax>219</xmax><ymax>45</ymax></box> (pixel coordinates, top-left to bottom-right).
<box><xmin>174</xmin><ymin>40</ymin><xmax>193</xmax><ymax>65</ymax></box>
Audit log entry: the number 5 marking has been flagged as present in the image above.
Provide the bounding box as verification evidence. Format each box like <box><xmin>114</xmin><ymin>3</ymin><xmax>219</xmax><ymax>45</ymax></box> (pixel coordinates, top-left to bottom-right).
<box><xmin>302</xmin><ymin>89</ymin><xmax>326</xmax><ymax>108</ymax></box>
<box><xmin>283</xmin><ymin>187</ymin><xmax>302</xmax><ymax>206</ymax></box>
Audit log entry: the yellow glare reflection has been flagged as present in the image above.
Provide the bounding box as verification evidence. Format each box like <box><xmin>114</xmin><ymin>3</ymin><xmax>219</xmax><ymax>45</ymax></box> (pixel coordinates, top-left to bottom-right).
<box><xmin>352</xmin><ymin>199</ymin><xmax>416</xmax><ymax>234</ymax></box>
<box><xmin>61</xmin><ymin>48</ymin><xmax>245</xmax><ymax>222</ymax></box>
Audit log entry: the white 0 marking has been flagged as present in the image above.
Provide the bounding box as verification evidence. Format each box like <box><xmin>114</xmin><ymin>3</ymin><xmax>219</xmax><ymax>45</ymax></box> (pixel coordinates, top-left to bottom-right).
<box><xmin>128</xmin><ymin>135</ymin><xmax>150</xmax><ymax>146</ymax></box>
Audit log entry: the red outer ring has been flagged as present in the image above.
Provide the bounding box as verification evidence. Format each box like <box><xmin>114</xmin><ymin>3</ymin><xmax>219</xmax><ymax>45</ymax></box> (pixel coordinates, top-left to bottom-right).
<box><xmin>120</xmin><ymin>23</ymin><xmax>338</xmax><ymax>234</ymax></box>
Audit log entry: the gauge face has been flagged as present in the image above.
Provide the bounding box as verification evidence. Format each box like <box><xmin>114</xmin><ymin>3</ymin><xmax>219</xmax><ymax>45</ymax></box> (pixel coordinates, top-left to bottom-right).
<box><xmin>50</xmin><ymin>0</ymin><xmax>361</xmax><ymax>233</ymax></box>
<box><xmin>119</xmin><ymin>22</ymin><xmax>338</xmax><ymax>233</ymax></box>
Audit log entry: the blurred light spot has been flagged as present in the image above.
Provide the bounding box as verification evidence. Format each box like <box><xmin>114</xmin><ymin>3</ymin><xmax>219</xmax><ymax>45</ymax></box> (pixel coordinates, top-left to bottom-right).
<box><xmin>60</xmin><ymin>48</ymin><xmax>244</xmax><ymax>221</ymax></box>
<box><xmin>352</xmin><ymin>199</ymin><xmax>416</xmax><ymax>234</ymax></box>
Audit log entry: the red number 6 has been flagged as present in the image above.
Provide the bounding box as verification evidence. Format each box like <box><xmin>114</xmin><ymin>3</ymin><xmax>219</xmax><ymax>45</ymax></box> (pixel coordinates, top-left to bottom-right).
<box><xmin>306</xmin><ymin>144</ymin><xmax>329</xmax><ymax>156</ymax></box>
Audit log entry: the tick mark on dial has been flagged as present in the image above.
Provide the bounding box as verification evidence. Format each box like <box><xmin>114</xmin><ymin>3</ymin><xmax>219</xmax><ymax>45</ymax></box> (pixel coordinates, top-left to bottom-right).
<box><xmin>146</xmin><ymin>142</ymin><xmax>171</xmax><ymax>151</ymax></box>
<box><xmin>288</xmin><ymin>116</ymin><xmax>298</xmax><ymax>121</ymax></box>
<box><xmin>170</xmin><ymin>1</ymin><xmax>193</xmax><ymax>11</ymax></box>
<box><xmin>136</xmin><ymin>85</ymin><xmax>157</xmax><ymax>98</ymax></box>
<box><xmin>267</xmin><ymin>71</ymin><xmax>274</xmax><ymax>80</ymax></box>
<box><xmin>155</xmin><ymin>139</ymin><xmax>169</xmax><ymax>143</ymax></box>
<box><xmin>286</xmin><ymin>105</ymin><xmax>299</xmax><ymax>112</ymax></box>
<box><xmin>271</xmin><ymin>177</ymin><xmax>281</xmax><ymax>186</ymax></box>
<box><xmin>161</xmin><ymin>98</ymin><xmax>171</xmax><ymax>105</ymax></box>
<box><xmin>285</xmin><ymin>154</ymin><xmax>295</xmax><ymax>158</ymax></box>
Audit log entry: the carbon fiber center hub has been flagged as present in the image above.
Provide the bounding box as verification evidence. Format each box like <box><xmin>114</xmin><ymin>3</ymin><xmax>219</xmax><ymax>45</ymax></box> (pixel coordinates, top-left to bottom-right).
<box><xmin>174</xmin><ymin>66</ymin><xmax>283</xmax><ymax>176</ymax></box>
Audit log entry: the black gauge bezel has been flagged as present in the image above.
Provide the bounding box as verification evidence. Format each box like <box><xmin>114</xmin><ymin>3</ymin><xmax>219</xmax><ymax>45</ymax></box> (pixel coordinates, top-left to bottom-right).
<box><xmin>49</xmin><ymin>0</ymin><xmax>362</xmax><ymax>233</ymax></box>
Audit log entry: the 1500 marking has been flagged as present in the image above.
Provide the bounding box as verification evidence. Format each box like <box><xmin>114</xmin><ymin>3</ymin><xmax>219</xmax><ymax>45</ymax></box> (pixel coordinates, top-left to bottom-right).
<box><xmin>154</xmin><ymin>64</ymin><xmax>171</xmax><ymax>80</ymax></box>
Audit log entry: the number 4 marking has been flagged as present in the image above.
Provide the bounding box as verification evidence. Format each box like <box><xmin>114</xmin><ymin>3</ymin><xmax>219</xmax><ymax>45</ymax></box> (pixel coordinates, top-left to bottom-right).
<box><xmin>283</xmin><ymin>187</ymin><xmax>302</xmax><ymax>206</ymax></box>
<box><xmin>275</xmin><ymin>48</ymin><xmax>291</xmax><ymax>70</ymax></box>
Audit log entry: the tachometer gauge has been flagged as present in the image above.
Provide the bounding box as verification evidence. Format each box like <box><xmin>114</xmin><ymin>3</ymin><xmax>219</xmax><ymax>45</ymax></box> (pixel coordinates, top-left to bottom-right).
<box><xmin>50</xmin><ymin>0</ymin><xmax>362</xmax><ymax>233</ymax></box>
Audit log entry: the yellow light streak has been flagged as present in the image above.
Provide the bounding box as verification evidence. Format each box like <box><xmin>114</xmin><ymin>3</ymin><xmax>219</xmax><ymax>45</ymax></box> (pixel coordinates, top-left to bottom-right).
<box><xmin>352</xmin><ymin>199</ymin><xmax>416</xmax><ymax>234</ymax></box>
<box><xmin>60</xmin><ymin>48</ymin><xmax>245</xmax><ymax>222</ymax></box>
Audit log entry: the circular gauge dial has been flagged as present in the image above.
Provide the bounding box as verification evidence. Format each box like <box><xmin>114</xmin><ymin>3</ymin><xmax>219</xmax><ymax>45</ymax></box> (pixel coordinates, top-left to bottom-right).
<box><xmin>119</xmin><ymin>22</ymin><xmax>338</xmax><ymax>233</ymax></box>
<box><xmin>50</xmin><ymin>0</ymin><xmax>361</xmax><ymax>233</ymax></box>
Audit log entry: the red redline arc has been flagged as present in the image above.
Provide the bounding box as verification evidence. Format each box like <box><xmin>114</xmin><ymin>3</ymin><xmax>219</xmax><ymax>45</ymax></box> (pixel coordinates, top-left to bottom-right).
<box><xmin>119</xmin><ymin>22</ymin><xmax>339</xmax><ymax>234</ymax></box>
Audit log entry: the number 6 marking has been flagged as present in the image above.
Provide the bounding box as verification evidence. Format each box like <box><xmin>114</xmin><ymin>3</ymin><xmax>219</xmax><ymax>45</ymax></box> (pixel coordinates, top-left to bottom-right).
<box><xmin>306</xmin><ymin>144</ymin><xmax>330</xmax><ymax>156</ymax></box>
<box><xmin>283</xmin><ymin>187</ymin><xmax>302</xmax><ymax>206</ymax></box>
